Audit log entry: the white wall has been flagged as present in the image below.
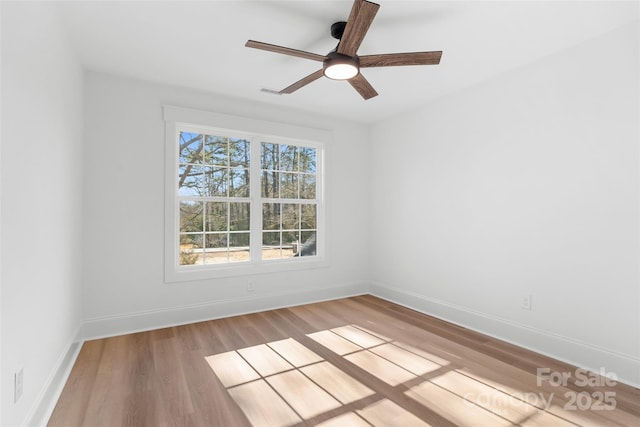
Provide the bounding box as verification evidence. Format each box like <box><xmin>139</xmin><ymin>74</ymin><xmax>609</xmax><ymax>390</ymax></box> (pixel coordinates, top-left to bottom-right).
<box><xmin>370</xmin><ymin>22</ymin><xmax>640</xmax><ymax>386</ymax></box>
<box><xmin>1</xmin><ymin>2</ymin><xmax>85</xmax><ymax>426</ymax></box>
<box><xmin>80</xmin><ymin>72</ymin><xmax>370</xmax><ymax>338</ymax></box>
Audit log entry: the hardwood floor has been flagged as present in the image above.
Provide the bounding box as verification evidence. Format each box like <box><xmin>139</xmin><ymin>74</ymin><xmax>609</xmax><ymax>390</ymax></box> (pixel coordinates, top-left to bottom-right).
<box><xmin>48</xmin><ymin>295</ymin><xmax>640</xmax><ymax>426</ymax></box>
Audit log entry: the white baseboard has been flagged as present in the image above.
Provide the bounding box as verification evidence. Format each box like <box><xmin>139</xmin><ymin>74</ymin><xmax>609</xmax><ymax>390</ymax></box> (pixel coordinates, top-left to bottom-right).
<box><xmin>80</xmin><ymin>281</ymin><xmax>369</xmax><ymax>340</ymax></box>
<box><xmin>370</xmin><ymin>281</ymin><xmax>640</xmax><ymax>389</ymax></box>
<box><xmin>24</xmin><ymin>330</ymin><xmax>82</xmax><ymax>427</ymax></box>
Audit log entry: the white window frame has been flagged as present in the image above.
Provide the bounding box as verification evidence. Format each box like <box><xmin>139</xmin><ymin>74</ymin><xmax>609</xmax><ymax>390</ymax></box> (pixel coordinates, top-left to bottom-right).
<box><xmin>164</xmin><ymin>106</ymin><xmax>328</xmax><ymax>282</ymax></box>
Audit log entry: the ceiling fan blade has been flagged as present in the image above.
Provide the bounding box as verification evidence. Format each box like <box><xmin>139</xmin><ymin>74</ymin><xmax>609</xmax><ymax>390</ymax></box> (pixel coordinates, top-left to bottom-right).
<box><xmin>360</xmin><ymin>51</ymin><xmax>443</xmax><ymax>68</ymax></box>
<box><xmin>349</xmin><ymin>73</ymin><xmax>378</xmax><ymax>100</ymax></box>
<box><xmin>280</xmin><ymin>69</ymin><xmax>325</xmax><ymax>94</ymax></box>
<box><xmin>337</xmin><ymin>0</ymin><xmax>380</xmax><ymax>57</ymax></box>
<box><xmin>245</xmin><ymin>40</ymin><xmax>326</xmax><ymax>62</ymax></box>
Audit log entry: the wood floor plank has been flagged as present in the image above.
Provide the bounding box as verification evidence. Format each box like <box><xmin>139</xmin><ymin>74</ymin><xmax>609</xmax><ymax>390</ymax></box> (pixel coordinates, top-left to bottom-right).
<box><xmin>183</xmin><ymin>349</ymin><xmax>252</xmax><ymax>427</ymax></box>
<box><xmin>48</xmin><ymin>296</ymin><xmax>640</xmax><ymax>427</ymax></box>
<box><xmin>152</xmin><ymin>337</ymin><xmax>195</xmax><ymax>420</ymax></box>
<box><xmin>47</xmin><ymin>340</ymin><xmax>104</xmax><ymax>427</ymax></box>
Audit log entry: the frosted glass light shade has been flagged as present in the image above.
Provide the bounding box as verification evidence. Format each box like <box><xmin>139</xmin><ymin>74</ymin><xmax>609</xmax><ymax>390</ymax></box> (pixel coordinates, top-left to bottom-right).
<box><xmin>324</xmin><ymin>63</ymin><xmax>358</xmax><ymax>80</ymax></box>
<box><xmin>323</xmin><ymin>53</ymin><xmax>359</xmax><ymax>80</ymax></box>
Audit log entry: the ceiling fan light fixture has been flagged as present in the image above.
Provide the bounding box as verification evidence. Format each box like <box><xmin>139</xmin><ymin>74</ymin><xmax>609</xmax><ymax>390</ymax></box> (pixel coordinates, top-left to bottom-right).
<box><xmin>245</xmin><ymin>0</ymin><xmax>442</xmax><ymax>99</ymax></box>
<box><xmin>323</xmin><ymin>53</ymin><xmax>359</xmax><ymax>80</ymax></box>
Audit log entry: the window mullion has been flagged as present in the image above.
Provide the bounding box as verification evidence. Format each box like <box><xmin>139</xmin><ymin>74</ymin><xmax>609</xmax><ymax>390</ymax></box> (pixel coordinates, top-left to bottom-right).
<box><xmin>249</xmin><ymin>137</ymin><xmax>262</xmax><ymax>262</ymax></box>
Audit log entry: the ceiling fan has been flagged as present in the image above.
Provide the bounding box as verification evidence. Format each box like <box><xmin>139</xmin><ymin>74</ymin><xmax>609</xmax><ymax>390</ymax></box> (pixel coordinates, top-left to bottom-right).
<box><xmin>245</xmin><ymin>0</ymin><xmax>442</xmax><ymax>100</ymax></box>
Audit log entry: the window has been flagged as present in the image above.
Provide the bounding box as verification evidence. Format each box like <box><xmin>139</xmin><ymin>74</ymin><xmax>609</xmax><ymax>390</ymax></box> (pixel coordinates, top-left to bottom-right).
<box><xmin>164</xmin><ymin>106</ymin><xmax>326</xmax><ymax>281</ymax></box>
<box><xmin>178</xmin><ymin>133</ymin><xmax>251</xmax><ymax>265</ymax></box>
<box><xmin>261</xmin><ymin>142</ymin><xmax>318</xmax><ymax>261</ymax></box>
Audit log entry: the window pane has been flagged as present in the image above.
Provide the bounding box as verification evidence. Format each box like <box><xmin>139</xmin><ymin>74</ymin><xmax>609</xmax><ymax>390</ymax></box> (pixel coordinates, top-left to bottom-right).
<box><xmin>205</xmin><ymin>233</ymin><xmax>229</xmax><ymax>253</ymax></box>
<box><xmin>230</xmin><ymin>233</ymin><xmax>250</xmax><ymax>263</ymax></box>
<box><xmin>261</xmin><ymin>143</ymin><xmax>279</xmax><ymax>170</ymax></box>
<box><xmin>204</xmin><ymin>233</ymin><xmax>228</xmax><ymax>264</ymax></box>
<box><xmin>229</xmin><ymin>233</ymin><xmax>249</xmax><ymax>254</ymax></box>
<box><xmin>191</xmin><ymin>233</ymin><xmax>204</xmax><ymax>249</ymax></box>
<box><xmin>230</xmin><ymin>139</ymin><xmax>250</xmax><ymax>167</ymax></box>
<box><xmin>230</xmin><ymin>232</ymin><xmax>249</xmax><ymax>246</ymax></box>
<box><xmin>298</xmin><ymin>231</ymin><xmax>317</xmax><ymax>257</ymax></box>
<box><xmin>299</xmin><ymin>147</ymin><xmax>316</xmax><ymax>173</ymax></box>
<box><xmin>180</xmin><ymin>201</ymin><xmax>203</xmax><ymax>232</ymax></box>
<box><xmin>205</xmin><ymin>135</ymin><xmax>228</xmax><ymax>166</ymax></box>
<box><xmin>205</xmin><ymin>233</ymin><xmax>227</xmax><ymax>249</ymax></box>
<box><xmin>205</xmin><ymin>202</ymin><xmax>227</xmax><ymax>232</ymax></box>
<box><xmin>281</xmin><ymin>204</ymin><xmax>299</xmax><ymax>230</ymax></box>
<box><xmin>263</xmin><ymin>203</ymin><xmax>280</xmax><ymax>230</ymax></box>
<box><xmin>229</xmin><ymin>168</ymin><xmax>250</xmax><ymax>198</ymax></box>
<box><xmin>230</xmin><ymin>202</ymin><xmax>250</xmax><ymax>231</ymax></box>
<box><xmin>262</xmin><ymin>232</ymin><xmax>281</xmax><ymax>260</ymax></box>
<box><xmin>178</xmin><ymin>165</ymin><xmax>202</xmax><ymax>197</ymax></box>
<box><xmin>204</xmin><ymin>167</ymin><xmax>227</xmax><ymax>197</ymax></box>
<box><xmin>280</xmin><ymin>172</ymin><xmax>298</xmax><ymax>199</ymax></box>
<box><xmin>282</xmin><ymin>231</ymin><xmax>298</xmax><ymax>257</ymax></box>
<box><xmin>301</xmin><ymin>204</ymin><xmax>316</xmax><ymax>229</ymax></box>
<box><xmin>262</xmin><ymin>171</ymin><xmax>279</xmax><ymax>198</ymax></box>
<box><xmin>280</xmin><ymin>145</ymin><xmax>298</xmax><ymax>172</ymax></box>
<box><xmin>179</xmin><ymin>132</ymin><xmax>203</xmax><ymax>164</ymax></box>
<box><xmin>179</xmin><ymin>234</ymin><xmax>203</xmax><ymax>265</ymax></box>
<box><xmin>300</xmin><ymin>174</ymin><xmax>316</xmax><ymax>199</ymax></box>
<box><xmin>262</xmin><ymin>231</ymin><xmax>280</xmax><ymax>246</ymax></box>
<box><xmin>179</xmin><ymin>251</ymin><xmax>202</xmax><ymax>266</ymax></box>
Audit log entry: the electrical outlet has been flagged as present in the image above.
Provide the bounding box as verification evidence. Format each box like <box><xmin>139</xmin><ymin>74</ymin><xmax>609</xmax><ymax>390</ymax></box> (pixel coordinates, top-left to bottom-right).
<box><xmin>14</xmin><ymin>367</ymin><xmax>23</xmax><ymax>403</ymax></box>
<box><xmin>521</xmin><ymin>294</ymin><xmax>532</xmax><ymax>311</ymax></box>
<box><xmin>247</xmin><ymin>280</ymin><xmax>255</xmax><ymax>292</ymax></box>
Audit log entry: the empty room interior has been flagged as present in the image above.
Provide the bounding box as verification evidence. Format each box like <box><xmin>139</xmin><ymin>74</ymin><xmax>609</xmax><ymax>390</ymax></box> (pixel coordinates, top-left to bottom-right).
<box><xmin>1</xmin><ymin>0</ymin><xmax>639</xmax><ymax>426</ymax></box>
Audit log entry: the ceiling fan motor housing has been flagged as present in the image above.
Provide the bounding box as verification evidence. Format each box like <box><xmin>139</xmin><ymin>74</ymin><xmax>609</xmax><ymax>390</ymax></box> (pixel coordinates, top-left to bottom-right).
<box><xmin>331</xmin><ymin>21</ymin><xmax>348</xmax><ymax>40</ymax></box>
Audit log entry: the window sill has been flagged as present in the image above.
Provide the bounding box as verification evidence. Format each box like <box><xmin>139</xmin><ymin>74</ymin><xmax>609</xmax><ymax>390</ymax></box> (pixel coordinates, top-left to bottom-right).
<box><xmin>165</xmin><ymin>257</ymin><xmax>328</xmax><ymax>283</ymax></box>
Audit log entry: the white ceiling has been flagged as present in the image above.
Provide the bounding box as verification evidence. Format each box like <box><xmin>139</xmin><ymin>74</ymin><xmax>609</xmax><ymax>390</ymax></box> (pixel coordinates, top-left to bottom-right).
<box><xmin>57</xmin><ymin>0</ymin><xmax>638</xmax><ymax>124</ymax></box>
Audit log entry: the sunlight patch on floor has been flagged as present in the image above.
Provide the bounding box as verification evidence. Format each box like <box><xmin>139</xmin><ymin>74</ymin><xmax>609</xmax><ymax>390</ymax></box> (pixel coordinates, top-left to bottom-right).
<box><xmin>393</xmin><ymin>341</ymin><xmax>452</xmax><ymax>366</ymax></box>
<box><xmin>519</xmin><ymin>410</ymin><xmax>578</xmax><ymax>427</ymax></box>
<box><xmin>266</xmin><ymin>370</ymin><xmax>341</xmax><ymax>418</ymax></box>
<box><xmin>406</xmin><ymin>380</ymin><xmax>513</xmax><ymax>426</ymax></box>
<box><xmin>331</xmin><ymin>325</ymin><xmax>387</xmax><ymax>348</ymax></box>
<box><xmin>370</xmin><ymin>343</ymin><xmax>441</xmax><ymax>376</ymax></box>
<box><xmin>237</xmin><ymin>344</ymin><xmax>293</xmax><ymax>376</ymax></box>
<box><xmin>430</xmin><ymin>370</ymin><xmax>540</xmax><ymax>422</ymax></box>
<box><xmin>315</xmin><ymin>412</ymin><xmax>371</xmax><ymax>427</ymax></box>
<box><xmin>349</xmin><ymin>324</ymin><xmax>392</xmax><ymax>342</ymax></box>
<box><xmin>357</xmin><ymin>399</ymin><xmax>431</xmax><ymax>426</ymax></box>
<box><xmin>204</xmin><ymin>351</ymin><xmax>259</xmax><ymax>387</ymax></box>
<box><xmin>267</xmin><ymin>338</ymin><xmax>324</xmax><ymax>367</ymax></box>
<box><xmin>228</xmin><ymin>380</ymin><xmax>301</xmax><ymax>427</ymax></box>
<box><xmin>345</xmin><ymin>350</ymin><xmax>417</xmax><ymax>386</ymax></box>
<box><xmin>306</xmin><ymin>329</ymin><xmax>362</xmax><ymax>355</ymax></box>
<box><xmin>300</xmin><ymin>361</ymin><xmax>375</xmax><ymax>404</ymax></box>
<box><xmin>204</xmin><ymin>324</ymin><xmax>474</xmax><ymax>426</ymax></box>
